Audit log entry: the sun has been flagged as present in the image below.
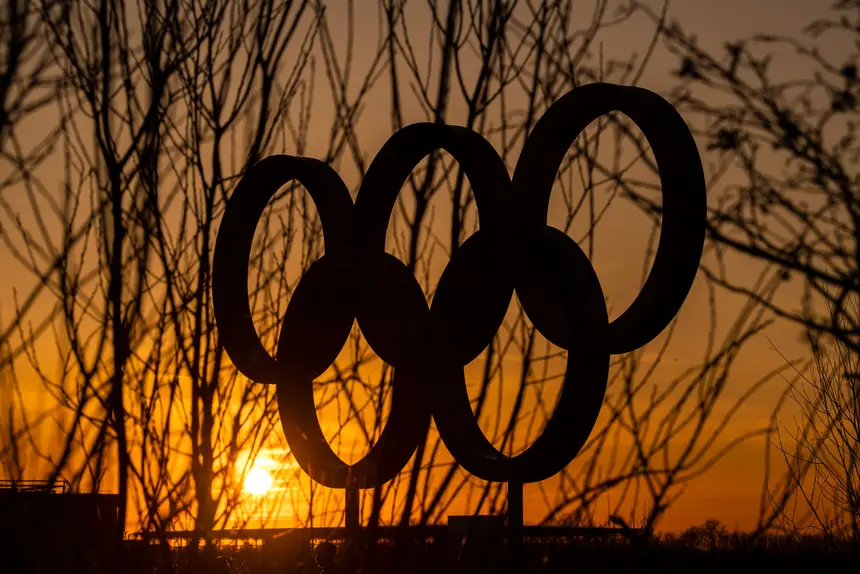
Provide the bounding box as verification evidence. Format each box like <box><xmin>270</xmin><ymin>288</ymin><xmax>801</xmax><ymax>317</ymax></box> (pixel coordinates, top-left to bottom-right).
<box><xmin>243</xmin><ymin>466</ymin><xmax>274</xmax><ymax>496</ymax></box>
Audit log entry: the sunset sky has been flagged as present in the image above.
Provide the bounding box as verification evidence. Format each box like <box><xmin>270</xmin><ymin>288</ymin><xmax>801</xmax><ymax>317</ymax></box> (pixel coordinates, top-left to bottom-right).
<box><xmin>0</xmin><ymin>0</ymin><xmax>848</xmax><ymax>535</ymax></box>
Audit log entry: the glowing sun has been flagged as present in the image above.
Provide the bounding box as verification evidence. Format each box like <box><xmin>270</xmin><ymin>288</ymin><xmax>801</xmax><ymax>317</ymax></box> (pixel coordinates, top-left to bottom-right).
<box><xmin>243</xmin><ymin>467</ymin><xmax>274</xmax><ymax>496</ymax></box>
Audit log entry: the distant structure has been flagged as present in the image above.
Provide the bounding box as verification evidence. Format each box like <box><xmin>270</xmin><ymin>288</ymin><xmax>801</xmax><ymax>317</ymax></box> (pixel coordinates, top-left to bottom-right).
<box><xmin>0</xmin><ymin>480</ymin><xmax>121</xmax><ymax>571</ymax></box>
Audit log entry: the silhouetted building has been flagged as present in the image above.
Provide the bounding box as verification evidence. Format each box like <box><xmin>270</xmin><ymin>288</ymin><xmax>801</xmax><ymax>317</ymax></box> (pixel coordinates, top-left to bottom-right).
<box><xmin>0</xmin><ymin>480</ymin><xmax>121</xmax><ymax>572</ymax></box>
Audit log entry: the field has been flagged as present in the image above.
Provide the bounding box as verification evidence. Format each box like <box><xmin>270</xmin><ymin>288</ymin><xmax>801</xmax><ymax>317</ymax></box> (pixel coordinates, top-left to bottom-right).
<box><xmin>7</xmin><ymin>524</ymin><xmax>856</xmax><ymax>573</ymax></box>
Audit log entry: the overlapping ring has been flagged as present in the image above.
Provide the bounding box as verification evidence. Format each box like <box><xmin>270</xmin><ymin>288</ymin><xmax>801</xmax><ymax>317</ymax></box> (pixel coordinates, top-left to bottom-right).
<box><xmin>212</xmin><ymin>83</ymin><xmax>706</xmax><ymax>489</ymax></box>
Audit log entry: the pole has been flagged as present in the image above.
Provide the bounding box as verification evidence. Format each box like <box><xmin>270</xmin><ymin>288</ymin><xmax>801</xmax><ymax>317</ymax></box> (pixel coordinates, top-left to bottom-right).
<box><xmin>345</xmin><ymin>470</ymin><xmax>360</xmax><ymax>567</ymax></box>
<box><xmin>508</xmin><ymin>480</ymin><xmax>523</xmax><ymax>573</ymax></box>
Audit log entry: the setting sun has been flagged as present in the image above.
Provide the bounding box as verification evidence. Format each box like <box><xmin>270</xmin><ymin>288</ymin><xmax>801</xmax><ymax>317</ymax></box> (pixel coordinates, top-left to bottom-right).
<box><xmin>243</xmin><ymin>467</ymin><xmax>274</xmax><ymax>496</ymax></box>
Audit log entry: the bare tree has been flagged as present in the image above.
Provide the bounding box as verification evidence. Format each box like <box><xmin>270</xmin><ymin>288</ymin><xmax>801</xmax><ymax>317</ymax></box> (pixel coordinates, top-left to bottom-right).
<box><xmin>771</xmin><ymin>297</ymin><xmax>860</xmax><ymax>543</ymax></box>
<box><xmin>0</xmin><ymin>4</ymin><xmax>790</xmax><ymax>572</ymax></box>
<box><xmin>0</xmin><ymin>0</ymin><xmax>61</xmax><ymax>173</ymax></box>
<box><xmin>635</xmin><ymin>0</ymin><xmax>860</xmax><ymax>542</ymax></box>
<box><xmin>641</xmin><ymin>0</ymin><xmax>860</xmax><ymax>348</ymax></box>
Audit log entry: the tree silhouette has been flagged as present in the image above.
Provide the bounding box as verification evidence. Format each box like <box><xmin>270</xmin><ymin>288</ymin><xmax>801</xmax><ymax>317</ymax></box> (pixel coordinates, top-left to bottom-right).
<box><xmin>0</xmin><ymin>2</ymin><xmax>794</xmax><ymax>572</ymax></box>
<box><xmin>639</xmin><ymin>0</ymin><xmax>860</xmax><ymax>544</ymax></box>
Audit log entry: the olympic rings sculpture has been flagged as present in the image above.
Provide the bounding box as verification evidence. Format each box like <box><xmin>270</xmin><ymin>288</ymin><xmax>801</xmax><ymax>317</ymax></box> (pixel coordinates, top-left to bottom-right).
<box><xmin>212</xmin><ymin>83</ymin><xmax>706</xmax><ymax>490</ymax></box>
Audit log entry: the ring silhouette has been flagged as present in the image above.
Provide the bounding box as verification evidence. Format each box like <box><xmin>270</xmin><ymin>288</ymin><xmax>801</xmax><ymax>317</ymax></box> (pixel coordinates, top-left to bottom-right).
<box><xmin>212</xmin><ymin>83</ymin><xmax>706</xmax><ymax>489</ymax></box>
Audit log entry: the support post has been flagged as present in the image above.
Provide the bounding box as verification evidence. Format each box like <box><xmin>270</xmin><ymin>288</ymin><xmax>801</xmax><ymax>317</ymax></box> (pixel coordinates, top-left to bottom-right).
<box><xmin>508</xmin><ymin>480</ymin><xmax>523</xmax><ymax>573</ymax></box>
<box><xmin>345</xmin><ymin>472</ymin><xmax>359</xmax><ymax>538</ymax></box>
<box><xmin>343</xmin><ymin>471</ymin><xmax>360</xmax><ymax>570</ymax></box>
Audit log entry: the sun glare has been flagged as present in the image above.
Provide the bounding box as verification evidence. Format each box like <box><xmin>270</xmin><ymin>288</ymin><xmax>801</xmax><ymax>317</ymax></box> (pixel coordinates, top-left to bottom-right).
<box><xmin>243</xmin><ymin>467</ymin><xmax>274</xmax><ymax>496</ymax></box>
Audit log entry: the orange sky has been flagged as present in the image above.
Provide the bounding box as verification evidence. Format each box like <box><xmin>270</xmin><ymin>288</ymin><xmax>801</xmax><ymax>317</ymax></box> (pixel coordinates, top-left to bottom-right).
<box><xmin>0</xmin><ymin>0</ymin><xmax>847</xmax><ymax>534</ymax></box>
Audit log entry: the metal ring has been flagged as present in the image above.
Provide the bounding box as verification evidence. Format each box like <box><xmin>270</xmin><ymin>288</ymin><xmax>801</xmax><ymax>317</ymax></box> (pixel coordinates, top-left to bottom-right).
<box><xmin>512</xmin><ymin>83</ymin><xmax>706</xmax><ymax>354</ymax></box>
<box><xmin>212</xmin><ymin>83</ymin><xmax>706</xmax><ymax>489</ymax></box>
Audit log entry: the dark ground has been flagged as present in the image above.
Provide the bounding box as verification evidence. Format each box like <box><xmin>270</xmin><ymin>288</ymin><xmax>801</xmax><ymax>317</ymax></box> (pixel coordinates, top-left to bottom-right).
<box><xmin>4</xmin><ymin>532</ymin><xmax>857</xmax><ymax>574</ymax></box>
